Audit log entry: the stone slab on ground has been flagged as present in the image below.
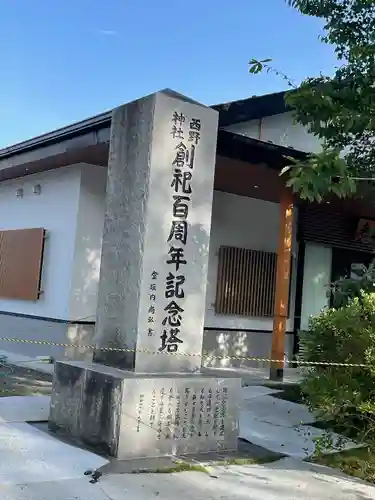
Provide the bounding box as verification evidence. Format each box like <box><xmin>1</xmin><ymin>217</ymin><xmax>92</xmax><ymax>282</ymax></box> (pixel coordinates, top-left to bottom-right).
<box><xmin>1</xmin><ymin>457</ymin><xmax>375</xmax><ymax>500</ymax></box>
<box><xmin>0</xmin><ymin>350</ymin><xmax>54</xmax><ymax>375</ymax></box>
<box><xmin>239</xmin><ymin>410</ymin><xmax>362</xmax><ymax>458</ymax></box>
<box><xmin>99</xmin><ymin>458</ymin><xmax>375</xmax><ymax>500</ymax></box>
<box><xmin>0</xmin><ymin>478</ymin><xmax>110</xmax><ymax>500</ymax></box>
<box><xmin>241</xmin><ymin>386</ymin><xmax>282</xmax><ymax>400</ymax></box>
<box><xmin>0</xmin><ymin>396</ymin><xmax>50</xmax><ymax>423</ymax></box>
<box><xmin>98</xmin><ymin>438</ymin><xmax>284</xmax><ymax>475</ymax></box>
<box><xmin>0</xmin><ymin>422</ymin><xmax>108</xmax><ymax>485</ymax></box>
<box><xmin>241</xmin><ymin>394</ymin><xmax>315</xmax><ymax>426</ymax></box>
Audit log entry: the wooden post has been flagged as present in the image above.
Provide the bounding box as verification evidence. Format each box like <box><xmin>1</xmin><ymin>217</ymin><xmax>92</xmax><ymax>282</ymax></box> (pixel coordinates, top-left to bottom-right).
<box><xmin>270</xmin><ymin>189</ymin><xmax>294</xmax><ymax>381</ymax></box>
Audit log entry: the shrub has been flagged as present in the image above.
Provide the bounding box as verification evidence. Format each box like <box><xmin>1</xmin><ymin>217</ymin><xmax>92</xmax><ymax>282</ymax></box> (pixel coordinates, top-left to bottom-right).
<box><xmin>299</xmin><ymin>291</ymin><xmax>375</xmax><ymax>444</ymax></box>
<box><xmin>329</xmin><ymin>261</ymin><xmax>375</xmax><ymax>309</ymax></box>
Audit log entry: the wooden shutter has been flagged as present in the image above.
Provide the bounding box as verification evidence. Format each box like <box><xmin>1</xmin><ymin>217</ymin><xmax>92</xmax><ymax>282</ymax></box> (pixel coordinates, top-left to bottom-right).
<box><xmin>0</xmin><ymin>228</ymin><xmax>45</xmax><ymax>300</ymax></box>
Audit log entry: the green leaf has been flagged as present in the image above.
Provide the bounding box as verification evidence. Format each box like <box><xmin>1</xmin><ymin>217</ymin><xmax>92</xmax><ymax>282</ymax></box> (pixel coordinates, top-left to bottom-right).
<box><xmin>249</xmin><ymin>0</ymin><xmax>375</xmax><ymax>202</ymax></box>
<box><xmin>331</xmin><ymin>184</ymin><xmax>343</xmax><ymax>197</ymax></box>
<box><xmin>249</xmin><ymin>63</ymin><xmax>263</xmax><ymax>74</ymax></box>
<box><xmin>280</xmin><ymin>165</ymin><xmax>292</xmax><ymax>176</ymax></box>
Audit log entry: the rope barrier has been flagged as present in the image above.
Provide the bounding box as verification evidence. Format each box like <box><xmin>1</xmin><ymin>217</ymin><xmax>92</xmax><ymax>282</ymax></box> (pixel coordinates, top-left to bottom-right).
<box><xmin>0</xmin><ymin>335</ymin><xmax>370</xmax><ymax>368</ymax></box>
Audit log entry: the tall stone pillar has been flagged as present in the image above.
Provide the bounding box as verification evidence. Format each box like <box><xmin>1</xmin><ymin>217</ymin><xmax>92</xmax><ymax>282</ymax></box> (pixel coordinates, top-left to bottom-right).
<box><xmin>93</xmin><ymin>89</ymin><xmax>218</xmax><ymax>374</ymax></box>
<box><xmin>49</xmin><ymin>90</ymin><xmax>240</xmax><ymax>460</ymax></box>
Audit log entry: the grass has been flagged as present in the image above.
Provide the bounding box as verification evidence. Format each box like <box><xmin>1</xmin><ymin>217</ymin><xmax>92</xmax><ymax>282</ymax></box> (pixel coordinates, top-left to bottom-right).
<box><xmin>202</xmin><ymin>455</ymin><xmax>282</xmax><ymax>467</ymax></box>
<box><xmin>311</xmin><ymin>419</ymin><xmax>361</xmax><ymax>440</ymax></box>
<box><xmin>308</xmin><ymin>417</ymin><xmax>375</xmax><ymax>483</ymax></box>
<box><xmin>140</xmin><ymin>455</ymin><xmax>282</xmax><ymax>475</ymax></box>
<box><xmin>310</xmin><ymin>447</ymin><xmax>375</xmax><ymax>484</ymax></box>
<box><xmin>151</xmin><ymin>463</ymin><xmax>210</xmax><ymax>474</ymax></box>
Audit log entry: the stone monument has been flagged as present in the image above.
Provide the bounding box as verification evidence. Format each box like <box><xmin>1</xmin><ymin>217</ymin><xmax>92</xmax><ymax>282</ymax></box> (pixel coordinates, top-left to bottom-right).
<box><xmin>49</xmin><ymin>90</ymin><xmax>241</xmax><ymax>459</ymax></box>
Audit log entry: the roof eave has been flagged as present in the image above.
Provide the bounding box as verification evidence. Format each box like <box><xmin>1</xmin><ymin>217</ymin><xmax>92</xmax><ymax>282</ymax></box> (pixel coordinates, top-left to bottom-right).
<box><xmin>0</xmin><ymin>110</ymin><xmax>113</xmax><ymax>160</ymax></box>
<box><xmin>213</xmin><ymin>90</ymin><xmax>290</xmax><ymax>127</ymax></box>
<box><xmin>217</xmin><ymin>129</ymin><xmax>306</xmax><ymax>169</ymax></box>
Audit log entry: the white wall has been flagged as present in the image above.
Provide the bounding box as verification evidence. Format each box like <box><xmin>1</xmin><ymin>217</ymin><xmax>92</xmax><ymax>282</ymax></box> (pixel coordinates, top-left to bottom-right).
<box><xmin>0</xmin><ymin>169</ymin><xmax>300</xmax><ymax>335</ymax></box>
<box><xmin>300</xmin><ymin>243</ymin><xmax>332</xmax><ymax>330</ymax></box>
<box><xmin>68</xmin><ymin>165</ymin><xmax>107</xmax><ymax>321</ymax></box>
<box><xmin>226</xmin><ymin>112</ymin><xmax>322</xmax><ymax>153</ymax></box>
<box><xmin>0</xmin><ymin>166</ymin><xmax>82</xmax><ymax>320</ymax></box>
<box><xmin>0</xmin><ymin>163</ymin><xmax>108</xmax><ymax>322</ymax></box>
<box><xmin>205</xmin><ymin>191</ymin><xmax>298</xmax><ymax>332</ymax></box>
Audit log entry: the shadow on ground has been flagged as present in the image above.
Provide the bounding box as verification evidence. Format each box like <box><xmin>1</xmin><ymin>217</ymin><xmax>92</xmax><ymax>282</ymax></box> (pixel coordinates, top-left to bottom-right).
<box><xmin>0</xmin><ymin>364</ymin><xmax>52</xmax><ymax>397</ymax></box>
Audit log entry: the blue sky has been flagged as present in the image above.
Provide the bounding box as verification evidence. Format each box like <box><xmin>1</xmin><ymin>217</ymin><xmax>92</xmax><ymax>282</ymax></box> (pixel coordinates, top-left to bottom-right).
<box><xmin>0</xmin><ymin>0</ymin><xmax>337</xmax><ymax>147</ymax></box>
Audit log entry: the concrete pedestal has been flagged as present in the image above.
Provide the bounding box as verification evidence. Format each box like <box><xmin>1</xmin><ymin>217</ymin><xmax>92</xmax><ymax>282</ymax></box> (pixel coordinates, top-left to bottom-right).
<box><xmin>49</xmin><ymin>361</ymin><xmax>240</xmax><ymax>459</ymax></box>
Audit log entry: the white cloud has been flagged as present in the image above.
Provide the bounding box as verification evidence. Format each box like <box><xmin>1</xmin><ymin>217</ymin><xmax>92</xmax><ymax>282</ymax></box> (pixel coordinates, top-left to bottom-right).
<box><xmin>97</xmin><ymin>29</ymin><xmax>117</xmax><ymax>36</ymax></box>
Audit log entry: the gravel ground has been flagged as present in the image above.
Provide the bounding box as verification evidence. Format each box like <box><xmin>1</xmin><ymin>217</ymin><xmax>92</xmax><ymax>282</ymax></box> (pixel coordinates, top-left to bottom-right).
<box><xmin>0</xmin><ymin>364</ymin><xmax>52</xmax><ymax>397</ymax></box>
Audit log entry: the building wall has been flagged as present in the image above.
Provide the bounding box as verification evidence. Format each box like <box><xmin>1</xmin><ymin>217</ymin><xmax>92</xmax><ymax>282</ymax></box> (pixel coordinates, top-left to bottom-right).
<box><xmin>0</xmin><ymin>169</ymin><xmax>299</xmax><ymax>366</ymax></box>
<box><xmin>203</xmin><ymin>191</ymin><xmax>298</xmax><ymax>368</ymax></box>
<box><xmin>300</xmin><ymin>243</ymin><xmax>332</xmax><ymax>330</ymax></box>
<box><xmin>0</xmin><ymin>315</ymin><xmax>94</xmax><ymax>361</ymax></box>
<box><xmin>225</xmin><ymin>112</ymin><xmax>322</xmax><ymax>153</ymax></box>
<box><xmin>0</xmin><ymin>164</ymin><xmax>104</xmax><ymax>360</ymax></box>
<box><xmin>68</xmin><ymin>165</ymin><xmax>107</xmax><ymax>321</ymax></box>
<box><xmin>0</xmin><ymin>166</ymin><xmax>81</xmax><ymax>320</ymax></box>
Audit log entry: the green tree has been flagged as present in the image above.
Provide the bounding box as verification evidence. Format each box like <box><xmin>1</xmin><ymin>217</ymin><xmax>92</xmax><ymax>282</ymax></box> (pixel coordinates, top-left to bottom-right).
<box><xmin>250</xmin><ymin>0</ymin><xmax>375</xmax><ymax>202</ymax></box>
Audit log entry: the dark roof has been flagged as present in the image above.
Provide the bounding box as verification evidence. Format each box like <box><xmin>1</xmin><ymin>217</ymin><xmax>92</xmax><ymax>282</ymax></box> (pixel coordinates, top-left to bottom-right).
<box><xmin>0</xmin><ymin>110</ymin><xmax>112</xmax><ymax>160</ymax></box>
<box><xmin>213</xmin><ymin>90</ymin><xmax>289</xmax><ymax>127</ymax></box>
<box><xmin>217</xmin><ymin>129</ymin><xmax>306</xmax><ymax>168</ymax></box>
<box><xmin>0</xmin><ymin>90</ymin><xmax>303</xmax><ymax>172</ymax></box>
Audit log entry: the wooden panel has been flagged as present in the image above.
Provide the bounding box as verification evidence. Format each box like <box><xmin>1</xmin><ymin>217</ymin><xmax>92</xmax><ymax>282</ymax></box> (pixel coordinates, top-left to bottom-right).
<box><xmin>299</xmin><ymin>204</ymin><xmax>375</xmax><ymax>253</ymax></box>
<box><xmin>0</xmin><ymin>228</ymin><xmax>45</xmax><ymax>301</ymax></box>
<box><xmin>271</xmin><ymin>191</ymin><xmax>294</xmax><ymax>379</ymax></box>
<box><xmin>215</xmin><ymin>246</ymin><xmax>277</xmax><ymax>317</ymax></box>
<box><xmin>214</xmin><ymin>156</ymin><xmax>286</xmax><ymax>203</ymax></box>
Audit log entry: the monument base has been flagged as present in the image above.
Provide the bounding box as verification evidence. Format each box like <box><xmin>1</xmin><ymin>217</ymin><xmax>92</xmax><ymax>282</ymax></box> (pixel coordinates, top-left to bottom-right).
<box><xmin>48</xmin><ymin>361</ymin><xmax>241</xmax><ymax>459</ymax></box>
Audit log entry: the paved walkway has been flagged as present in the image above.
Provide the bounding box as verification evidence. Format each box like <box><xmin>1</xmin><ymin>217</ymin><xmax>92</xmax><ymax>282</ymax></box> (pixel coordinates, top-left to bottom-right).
<box><xmin>239</xmin><ymin>386</ymin><xmax>362</xmax><ymax>458</ymax></box>
<box><xmin>203</xmin><ymin>366</ymin><xmax>302</xmax><ymax>386</ymax></box>
<box><xmin>0</xmin><ymin>385</ymin><xmax>373</xmax><ymax>499</ymax></box>
<box><xmin>1</xmin><ymin>459</ymin><xmax>374</xmax><ymax>499</ymax></box>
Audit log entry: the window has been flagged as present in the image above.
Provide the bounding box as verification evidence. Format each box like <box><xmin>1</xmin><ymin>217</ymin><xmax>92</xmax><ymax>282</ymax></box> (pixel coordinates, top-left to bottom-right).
<box><xmin>215</xmin><ymin>246</ymin><xmax>279</xmax><ymax>317</ymax></box>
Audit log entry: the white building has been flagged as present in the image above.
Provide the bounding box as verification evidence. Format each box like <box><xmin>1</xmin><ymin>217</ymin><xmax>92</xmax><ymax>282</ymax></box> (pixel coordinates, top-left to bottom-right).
<box><xmin>0</xmin><ymin>90</ymin><xmax>372</xmax><ymax>368</ymax></box>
